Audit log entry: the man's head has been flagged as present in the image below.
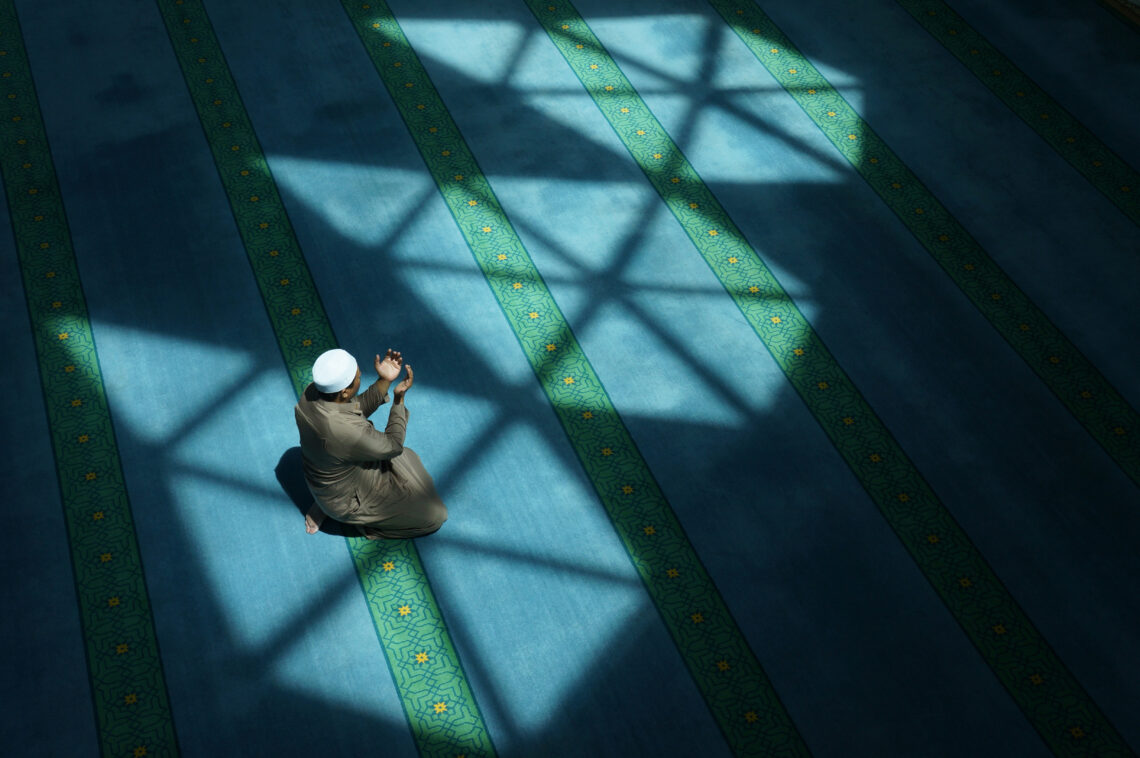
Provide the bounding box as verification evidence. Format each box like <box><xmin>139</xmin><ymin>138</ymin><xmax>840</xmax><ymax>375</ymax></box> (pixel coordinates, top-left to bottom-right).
<box><xmin>312</xmin><ymin>348</ymin><xmax>361</xmax><ymax>402</ymax></box>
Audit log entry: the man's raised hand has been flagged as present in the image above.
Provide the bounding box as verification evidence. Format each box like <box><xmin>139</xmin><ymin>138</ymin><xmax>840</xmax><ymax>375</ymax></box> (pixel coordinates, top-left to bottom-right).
<box><xmin>393</xmin><ymin>365</ymin><xmax>414</xmax><ymax>402</ymax></box>
<box><xmin>375</xmin><ymin>349</ymin><xmax>403</xmax><ymax>382</ymax></box>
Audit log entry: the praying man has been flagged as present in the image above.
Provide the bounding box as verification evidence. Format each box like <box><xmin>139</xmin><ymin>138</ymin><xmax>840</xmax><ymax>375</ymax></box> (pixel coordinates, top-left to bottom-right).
<box><xmin>295</xmin><ymin>347</ymin><xmax>448</xmax><ymax>539</ymax></box>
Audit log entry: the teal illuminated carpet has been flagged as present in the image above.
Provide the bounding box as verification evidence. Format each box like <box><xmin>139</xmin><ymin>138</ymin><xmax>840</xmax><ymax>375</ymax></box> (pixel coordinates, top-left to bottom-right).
<box><xmin>2</xmin><ymin>0</ymin><xmax>1138</xmax><ymax>755</ymax></box>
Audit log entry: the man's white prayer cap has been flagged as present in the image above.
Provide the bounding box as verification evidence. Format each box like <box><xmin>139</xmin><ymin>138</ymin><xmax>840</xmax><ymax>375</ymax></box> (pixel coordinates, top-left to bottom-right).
<box><xmin>312</xmin><ymin>348</ymin><xmax>358</xmax><ymax>393</ymax></box>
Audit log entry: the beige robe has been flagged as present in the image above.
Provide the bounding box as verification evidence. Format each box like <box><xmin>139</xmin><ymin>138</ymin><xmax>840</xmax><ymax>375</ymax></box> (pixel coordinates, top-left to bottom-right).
<box><xmin>294</xmin><ymin>380</ymin><xmax>447</xmax><ymax>539</ymax></box>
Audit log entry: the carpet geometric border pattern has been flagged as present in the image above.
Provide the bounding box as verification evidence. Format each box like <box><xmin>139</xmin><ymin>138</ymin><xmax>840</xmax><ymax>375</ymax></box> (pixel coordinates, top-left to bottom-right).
<box><xmin>154</xmin><ymin>2</ymin><xmax>495</xmax><ymax>755</ymax></box>
<box><xmin>709</xmin><ymin>0</ymin><xmax>1140</xmax><ymax>489</ymax></box>
<box><xmin>528</xmin><ymin>2</ymin><xmax>1135</xmax><ymax>756</ymax></box>
<box><xmin>341</xmin><ymin>2</ymin><xmax>811</xmax><ymax>755</ymax></box>
<box><xmin>896</xmin><ymin>0</ymin><xmax>1140</xmax><ymax>229</ymax></box>
<box><xmin>0</xmin><ymin>2</ymin><xmax>179</xmax><ymax>756</ymax></box>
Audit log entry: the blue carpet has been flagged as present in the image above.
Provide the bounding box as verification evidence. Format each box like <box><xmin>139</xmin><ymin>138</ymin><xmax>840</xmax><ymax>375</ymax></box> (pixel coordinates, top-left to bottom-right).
<box><xmin>2</xmin><ymin>0</ymin><xmax>1138</xmax><ymax>755</ymax></box>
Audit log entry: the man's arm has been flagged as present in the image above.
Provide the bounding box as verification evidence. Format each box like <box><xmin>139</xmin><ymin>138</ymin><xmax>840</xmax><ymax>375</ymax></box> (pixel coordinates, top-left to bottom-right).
<box><xmin>344</xmin><ymin>404</ymin><xmax>408</xmax><ymax>462</ymax></box>
<box><xmin>357</xmin><ymin>380</ymin><xmax>390</xmax><ymax>418</ymax></box>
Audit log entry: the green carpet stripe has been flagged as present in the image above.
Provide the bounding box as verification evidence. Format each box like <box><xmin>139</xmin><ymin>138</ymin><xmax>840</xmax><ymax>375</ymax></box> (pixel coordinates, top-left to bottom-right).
<box><xmin>0</xmin><ymin>2</ymin><xmax>179</xmax><ymax>756</ymax></box>
<box><xmin>155</xmin><ymin>3</ymin><xmax>495</xmax><ymax>755</ymax></box>
<box><xmin>341</xmin><ymin>3</ymin><xmax>810</xmax><ymax>755</ymax></box>
<box><xmin>896</xmin><ymin>0</ymin><xmax>1140</xmax><ymax>228</ymax></box>
<box><xmin>529</xmin><ymin>3</ymin><xmax>1135</xmax><ymax>756</ymax></box>
<box><xmin>708</xmin><ymin>0</ymin><xmax>1140</xmax><ymax>489</ymax></box>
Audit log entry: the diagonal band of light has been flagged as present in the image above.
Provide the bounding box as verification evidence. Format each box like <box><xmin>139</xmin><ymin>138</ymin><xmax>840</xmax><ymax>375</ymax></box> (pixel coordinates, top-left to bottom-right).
<box><xmin>154</xmin><ymin>2</ymin><xmax>495</xmax><ymax>755</ymax></box>
<box><xmin>529</xmin><ymin>1</ymin><xmax>1136</xmax><ymax>756</ymax></box>
<box><xmin>341</xmin><ymin>2</ymin><xmax>812</xmax><ymax>755</ymax></box>
<box><xmin>0</xmin><ymin>1</ymin><xmax>179</xmax><ymax>755</ymax></box>
<box><xmin>708</xmin><ymin>0</ymin><xmax>1140</xmax><ymax>489</ymax></box>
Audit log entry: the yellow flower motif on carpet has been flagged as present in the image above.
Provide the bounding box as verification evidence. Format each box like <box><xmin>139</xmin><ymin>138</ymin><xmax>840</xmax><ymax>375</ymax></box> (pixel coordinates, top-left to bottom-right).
<box><xmin>393</xmin><ymin>62</ymin><xmax>402</xmax><ymax>68</ymax></box>
<box><xmin>748</xmin><ymin>286</ymin><xmax>759</xmax><ymax>294</ymax></box>
<box><xmin>52</xmin><ymin>301</ymin><xmax>62</xmax><ymax>309</ymax></box>
<box><xmin>116</xmin><ymin>644</ymin><xmax>129</xmax><ymax>654</ymax></box>
<box><xmin>1019</xmin><ymin>323</ymin><xmax>1030</xmax><ymax>331</ymax></box>
<box><xmin>643</xmin><ymin>526</ymin><xmax>655</xmax><ymax>535</ymax></box>
<box><xmin>563</xmin><ymin>377</ymin><xmax>574</xmax><ymax>385</ymax></box>
<box><xmin>415</xmin><ymin>652</ymin><xmax>429</xmax><ymax>663</ymax></box>
<box><xmin>528</xmin><ymin>311</ymin><xmax>539</xmax><ymax>319</ymax></box>
<box><xmin>78</xmin><ymin>435</ymin><xmax>89</xmax><ymax>443</ymax></box>
<box><xmin>590</xmin><ymin>64</ymin><xmax>598</xmax><ymax>70</ymax></box>
<box><xmin>302</xmin><ymin>339</ymin><xmax>312</xmax><ymax>347</ymax></box>
<box><xmin>622</xmin><ymin>485</ymin><xmax>634</xmax><ymax>494</ymax></box>
<box><xmin>827</xmin><ymin>111</ymin><xmax>836</xmax><ymax>117</ymax></box>
<box><xmin>576</xmin><ymin>44</ymin><xmax>584</xmax><ymax>49</ymax></box>
<box><xmin>770</xmin><ymin>48</ymin><xmax>779</xmax><ymax>54</ymax></box>
<box><xmin>398</xmin><ymin>605</ymin><xmax>411</xmax><ymax>616</ymax></box>
<box><xmin>689</xmin><ymin>202</ymin><xmax>699</xmax><ymax>209</ymax></box>
<box><xmin>601</xmin><ymin>447</ymin><xmax>613</xmax><ymax>456</ymax></box>
<box><xmin>717</xmin><ymin>660</ymin><xmax>730</xmax><ymax>671</ymax></box>
<box><xmin>728</xmin><ymin>257</ymin><xmax>738</xmax><ymax>264</ymax></box>
<box><xmin>793</xmin><ymin>348</ymin><xmax>804</xmax><ymax>356</ymax></box>
<box><xmin>959</xmin><ymin>577</ymin><xmax>972</xmax><ymax>588</ymax></box>
<box><xmin>817</xmin><ymin>381</ymin><xmax>828</xmax><ymax>390</ymax></box>
<box><xmin>100</xmin><ymin>553</ymin><xmax>111</xmax><ymax>562</ymax></box>
<box><xmin>441</xmin><ymin>150</ymin><xmax>451</xmax><ymax>156</ymax></box>
<box><xmin>72</xmin><ymin>399</ymin><xmax>83</xmax><ymax>407</ymax></box>
<box><xmin>92</xmin><ymin>510</ymin><xmax>103</xmax><ymax>520</ymax></box>
<box><xmin>269</xmin><ymin>250</ymin><xmax>280</xmax><ymax>257</ymax></box>
<box><xmin>670</xmin><ymin>177</ymin><xmax>680</xmax><ymax>183</ymax></box>
<box><xmin>545</xmin><ymin>343</ymin><xmax>556</xmax><ymax>351</ymax></box>
<box><xmin>604</xmin><ymin>85</ymin><xmax>614</xmax><ymax>91</ymax></box>
<box><xmin>1030</xmin><ymin>674</ymin><xmax>1044</xmax><ymax>685</ymax></box>
<box><xmin>86</xmin><ymin>472</ymin><xmax>97</xmax><ymax>481</ymax></box>
<box><xmin>653</xmin><ymin>153</ymin><xmax>662</xmax><ymax>159</ymax></box>
<box><xmin>383</xmin><ymin>561</ymin><xmax>395</xmax><ymax>571</ymax></box>
<box><xmin>926</xmin><ymin>534</ymin><xmax>939</xmax><ymax>544</ymax></box>
<box><xmin>497</xmin><ymin>254</ymin><xmax>507</xmax><ymax>260</ymax></box>
<box><xmin>280</xmin><ymin>278</ymin><xmax>290</xmax><ymax>286</ymax></box>
<box><xmin>869</xmin><ymin>453</ymin><xmax>881</xmax><ymax>463</ymax></box>
<box><xmin>708</xmin><ymin>229</ymin><xmax>718</xmax><ymax>236</ymax></box>
<box><xmin>428</xmin><ymin>126</ymin><xmax>437</xmax><ymax>133</ymax></box>
<box><xmin>581</xmin><ymin>411</ymin><xmax>593</xmax><ymax>419</ymax></box>
<box><xmin>561</xmin><ymin>24</ymin><xmax>569</xmax><ymax>29</ymax></box>
<box><xmin>482</xmin><ymin>226</ymin><xmax>491</xmax><ymax>233</ymax></box>
<box><xmin>620</xmin><ymin>107</ymin><xmax>629</xmax><ymax>113</ymax></box>
<box><xmin>690</xmin><ymin>612</ymin><xmax>704</xmax><ymax>623</ymax></box>
<box><xmin>848</xmin><ymin>134</ymin><xmax>857</xmax><ymax>140</ymax></box>
<box><xmin>1080</xmin><ymin>390</ymin><xmax>1092</xmax><ymax>399</ymax></box>
<box><xmin>513</xmin><ymin>282</ymin><xmax>522</xmax><ymax>290</ymax></box>
<box><xmin>770</xmin><ymin>316</ymin><xmax>781</xmax><ymax>324</ymax></box>
<box><xmin>990</xmin><ymin>293</ymin><xmax>1001</xmax><ymax>301</ymax></box>
<box><xmin>914</xmin><ymin>207</ymin><xmax>923</xmax><ymax>214</ymax></box>
<box><xmin>108</xmin><ymin>597</ymin><xmax>120</xmax><ymax>607</ymax></box>
<box><xmin>57</xmin><ymin>330</ymin><xmax>67</xmax><ymax>339</ymax></box>
<box><xmin>807</xmin><ymin>89</ymin><xmax>816</xmax><ymax>95</ymax></box>
<box><xmin>842</xmin><ymin>416</ymin><xmax>854</xmax><ymax>425</ymax></box>
<box><xmin>134</xmin><ymin>747</ymin><xmax>147</xmax><ymax>757</ymax></box>
<box><xmin>788</xmin><ymin>68</ymin><xmax>797</xmax><ymax>74</ymax></box>
<box><xmin>636</xmin><ymin>129</ymin><xmax>646</xmax><ymax>136</ymax></box>
<box><xmin>47</xmin><ymin>272</ymin><xmax>57</xmax><ymax>279</ymax></box>
<box><xmin>259</xmin><ymin>222</ymin><xmax>269</xmax><ymax>229</ymax></box>
<box><xmin>992</xmin><ymin>624</ymin><xmax>1006</xmax><ymax>635</ymax></box>
<box><xmin>666</xmin><ymin>568</ymin><xmax>679</xmax><ymax>578</ymax></box>
<box><xmin>124</xmin><ymin>693</ymin><xmax>138</xmax><ymax>705</ymax></box>
<box><xmin>434</xmin><ymin>702</ymin><xmax>447</xmax><ymax>714</ymax></box>
<box><xmin>291</xmin><ymin>308</ymin><xmax>301</xmax><ymax>315</ymax></box>
<box><xmin>745</xmin><ymin>711</ymin><xmax>759</xmax><ymax>723</ymax></box>
<box><xmin>468</xmin><ymin>199</ymin><xmax>477</xmax><ymax>206</ymax></box>
<box><xmin>897</xmin><ymin>493</ymin><xmax>909</xmax><ymax>502</ymax></box>
<box><xmin>241</xmin><ymin>170</ymin><xmax>249</xmax><ymax>176</ymax></box>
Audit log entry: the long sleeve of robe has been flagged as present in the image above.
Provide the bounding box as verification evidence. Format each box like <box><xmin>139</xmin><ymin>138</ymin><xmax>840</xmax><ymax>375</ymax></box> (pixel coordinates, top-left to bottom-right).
<box><xmin>294</xmin><ymin>380</ymin><xmax>447</xmax><ymax>538</ymax></box>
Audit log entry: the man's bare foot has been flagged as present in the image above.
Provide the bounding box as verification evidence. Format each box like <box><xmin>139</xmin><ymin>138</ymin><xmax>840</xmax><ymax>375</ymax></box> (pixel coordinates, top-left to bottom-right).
<box><xmin>305</xmin><ymin>503</ymin><xmax>326</xmax><ymax>535</ymax></box>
